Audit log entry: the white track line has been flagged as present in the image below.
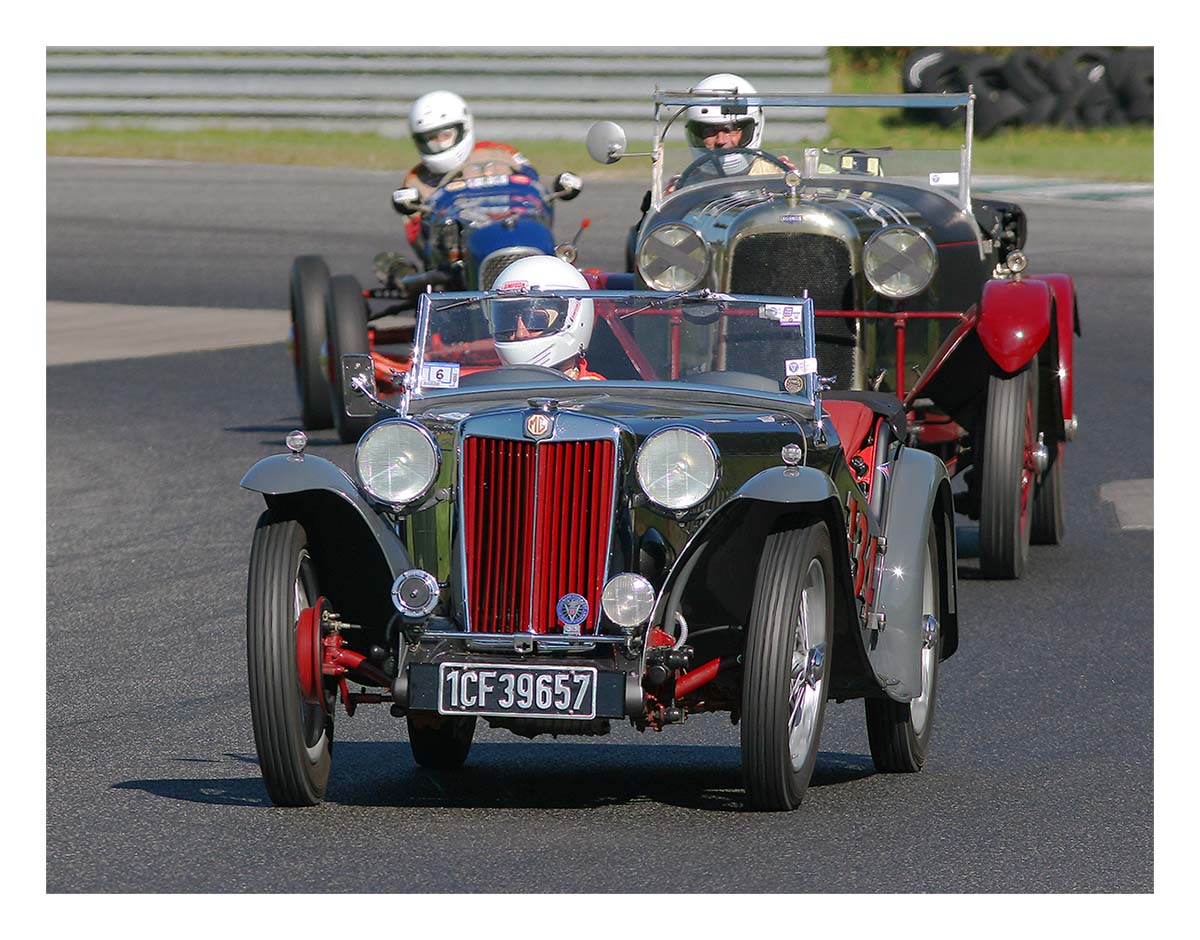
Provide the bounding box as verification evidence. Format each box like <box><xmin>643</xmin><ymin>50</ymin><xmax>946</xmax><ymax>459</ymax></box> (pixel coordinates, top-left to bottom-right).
<box><xmin>1099</xmin><ymin>479</ymin><xmax>1154</xmax><ymax>531</ymax></box>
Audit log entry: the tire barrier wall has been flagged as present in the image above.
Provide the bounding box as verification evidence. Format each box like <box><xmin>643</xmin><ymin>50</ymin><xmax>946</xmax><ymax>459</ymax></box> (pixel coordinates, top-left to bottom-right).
<box><xmin>47</xmin><ymin>47</ymin><xmax>831</xmax><ymax>141</ymax></box>
<box><xmin>902</xmin><ymin>47</ymin><xmax>1152</xmax><ymax>138</ymax></box>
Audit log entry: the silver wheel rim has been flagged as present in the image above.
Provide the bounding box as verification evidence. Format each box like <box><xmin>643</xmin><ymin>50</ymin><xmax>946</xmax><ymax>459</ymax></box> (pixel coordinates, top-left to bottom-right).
<box><xmin>910</xmin><ymin>542</ymin><xmax>937</xmax><ymax>736</ymax></box>
<box><xmin>788</xmin><ymin>556</ymin><xmax>828</xmax><ymax>771</ymax></box>
<box><xmin>293</xmin><ymin>549</ymin><xmax>327</xmax><ymax>757</ymax></box>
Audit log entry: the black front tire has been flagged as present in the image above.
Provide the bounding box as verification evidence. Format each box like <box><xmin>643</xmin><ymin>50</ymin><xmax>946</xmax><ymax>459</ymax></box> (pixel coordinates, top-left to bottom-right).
<box><xmin>247</xmin><ymin>514</ymin><xmax>333</xmax><ymax>806</ymax></box>
<box><xmin>1031</xmin><ymin>443</ymin><xmax>1066</xmax><ymax>544</ymax></box>
<box><xmin>407</xmin><ymin>714</ymin><xmax>477</xmax><ymax>770</ymax></box>
<box><xmin>978</xmin><ymin>362</ymin><xmax>1036</xmax><ymax>579</ymax></box>
<box><xmin>741</xmin><ymin>523</ymin><xmax>834</xmax><ymax>811</ymax></box>
<box><xmin>325</xmin><ymin>273</ymin><xmax>375</xmax><ymax>444</ymax></box>
<box><xmin>289</xmin><ymin>255</ymin><xmax>334</xmax><ymax>430</ymax></box>
<box><xmin>866</xmin><ymin>526</ymin><xmax>942</xmax><ymax>773</ymax></box>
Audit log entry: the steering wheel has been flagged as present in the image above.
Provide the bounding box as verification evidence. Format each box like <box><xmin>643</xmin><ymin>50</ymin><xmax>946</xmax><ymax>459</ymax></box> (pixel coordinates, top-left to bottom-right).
<box><xmin>457</xmin><ymin>364</ymin><xmax>571</xmax><ymax>387</ymax></box>
<box><xmin>674</xmin><ymin>149</ymin><xmax>794</xmax><ymax>190</ymax></box>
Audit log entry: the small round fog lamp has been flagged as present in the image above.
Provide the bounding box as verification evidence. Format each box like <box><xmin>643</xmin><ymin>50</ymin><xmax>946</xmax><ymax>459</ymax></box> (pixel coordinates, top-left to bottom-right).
<box><xmin>285</xmin><ymin>430</ymin><xmax>308</xmax><ymax>454</ymax></box>
<box><xmin>1006</xmin><ymin>250</ymin><xmax>1028</xmax><ymax>275</ymax></box>
<box><xmin>601</xmin><ymin>573</ymin><xmax>656</xmax><ymax>631</ymax></box>
<box><xmin>781</xmin><ymin>442</ymin><xmax>804</xmax><ymax>466</ymax></box>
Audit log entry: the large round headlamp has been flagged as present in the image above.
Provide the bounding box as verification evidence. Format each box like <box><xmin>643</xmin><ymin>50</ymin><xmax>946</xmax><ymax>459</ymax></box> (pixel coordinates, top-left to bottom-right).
<box><xmin>635</xmin><ymin>427</ymin><xmax>719</xmax><ymax>511</ymax></box>
<box><xmin>637</xmin><ymin>223</ymin><xmax>709</xmax><ymax>292</ymax></box>
<box><xmin>863</xmin><ymin>225</ymin><xmax>938</xmax><ymax>299</ymax></box>
<box><xmin>354</xmin><ymin>419</ymin><xmax>440</xmax><ymax>506</ymax></box>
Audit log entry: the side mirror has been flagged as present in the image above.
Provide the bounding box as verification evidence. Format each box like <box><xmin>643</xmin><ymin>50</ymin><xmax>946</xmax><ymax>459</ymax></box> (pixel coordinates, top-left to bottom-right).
<box><xmin>391</xmin><ymin>187</ymin><xmax>420</xmax><ymax>215</ymax></box>
<box><xmin>586</xmin><ymin>121</ymin><xmax>628</xmax><ymax>164</ymax></box>
<box><xmin>553</xmin><ymin>171</ymin><xmax>583</xmax><ymax>201</ymax></box>
<box><xmin>340</xmin><ymin>354</ymin><xmax>381</xmax><ymax>417</ymax></box>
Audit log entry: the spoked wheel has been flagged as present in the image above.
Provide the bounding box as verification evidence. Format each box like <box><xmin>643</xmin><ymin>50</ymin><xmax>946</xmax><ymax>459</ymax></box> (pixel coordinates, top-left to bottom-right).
<box><xmin>325</xmin><ymin>273</ymin><xmax>376</xmax><ymax>444</ymax></box>
<box><xmin>247</xmin><ymin>513</ymin><xmax>334</xmax><ymax>806</ymax></box>
<box><xmin>406</xmin><ymin>714</ymin><xmax>477</xmax><ymax>770</ymax></box>
<box><xmin>979</xmin><ymin>361</ymin><xmax>1037</xmax><ymax>578</ymax></box>
<box><xmin>865</xmin><ymin>526</ymin><xmax>942</xmax><ymax>772</ymax></box>
<box><xmin>288</xmin><ymin>255</ymin><xmax>334</xmax><ymax>430</ymax></box>
<box><xmin>1031</xmin><ymin>440</ymin><xmax>1066</xmax><ymax>544</ymax></box>
<box><xmin>741</xmin><ymin>524</ymin><xmax>834</xmax><ymax>811</ymax></box>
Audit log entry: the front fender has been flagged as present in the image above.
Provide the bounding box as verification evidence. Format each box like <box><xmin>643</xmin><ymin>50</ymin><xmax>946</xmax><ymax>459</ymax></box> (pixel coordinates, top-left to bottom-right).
<box><xmin>1029</xmin><ymin>273</ymin><xmax>1078</xmax><ymax>429</ymax></box>
<box><xmin>871</xmin><ymin>447</ymin><xmax>953</xmax><ymax>702</ymax></box>
<box><xmin>652</xmin><ymin>465</ymin><xmax>879</xmax><ymax>699</ymax></box>
<box><xmin>241</xmin><ymin>453</ymin><xmax>413</xmax><ymax>580</ymax></box>
<box><xmin>977</xmin><ymin>277</ymin><xmax>1052</xmax><ymax>373</ymax></box>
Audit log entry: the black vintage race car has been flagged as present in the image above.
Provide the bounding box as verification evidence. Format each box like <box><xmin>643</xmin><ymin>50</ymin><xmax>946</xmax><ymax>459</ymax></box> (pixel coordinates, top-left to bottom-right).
<box><xmin>586</xmin><ymin>89</ymin><xmax>1080</xmax><ymax>579</ymax></box>
<box><xmin>242</xmin><ymin>286</ymin><xmax>959</xmax><ymax>811</ymax></box>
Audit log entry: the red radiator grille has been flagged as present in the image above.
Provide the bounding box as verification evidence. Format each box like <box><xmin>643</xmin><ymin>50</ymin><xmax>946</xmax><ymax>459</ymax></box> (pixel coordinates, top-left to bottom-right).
<box><xmin>462</xmin><ymin>437</ymin><xmax>616</xmax><ymax>634</ymax></box>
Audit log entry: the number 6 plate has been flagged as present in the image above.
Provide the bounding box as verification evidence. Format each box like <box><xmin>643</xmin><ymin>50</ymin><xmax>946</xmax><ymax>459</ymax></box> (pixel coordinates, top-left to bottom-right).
<box><xmin>437</xmin><ymin>662</ymin><xmax>597</xmax><ymax>720</ymax></box>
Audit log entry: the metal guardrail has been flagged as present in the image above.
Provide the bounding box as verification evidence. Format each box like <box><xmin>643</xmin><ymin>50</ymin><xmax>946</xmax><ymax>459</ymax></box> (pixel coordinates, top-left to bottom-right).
<box><xmin>47</xmin><ymin>47</ymin><xmax>831</xmax><ymax>140</ymax></box>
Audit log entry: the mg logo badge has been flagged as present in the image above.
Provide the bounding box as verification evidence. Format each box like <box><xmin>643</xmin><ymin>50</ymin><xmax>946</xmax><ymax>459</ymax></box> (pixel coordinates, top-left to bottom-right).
<box><xmin>525</xmin><ymin>412</ymin><xmax>553</xmax><ymax>439</ymax></box>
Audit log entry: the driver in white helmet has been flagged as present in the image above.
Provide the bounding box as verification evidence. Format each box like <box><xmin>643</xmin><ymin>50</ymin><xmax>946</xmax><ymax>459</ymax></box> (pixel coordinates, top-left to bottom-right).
<box><xmin>671</xmin><ymin>73</ymin><xmax>790</xmax><ymax>191</ymax></box>
<box><xmin>488</xmin><ymin>256</ymin><xmax>604</xmax><ymax>380</ymax></box>
<box><xmin>395</xmin><ymin>90</ymin><xmax>537</xmax><ymax>248</ymax></box>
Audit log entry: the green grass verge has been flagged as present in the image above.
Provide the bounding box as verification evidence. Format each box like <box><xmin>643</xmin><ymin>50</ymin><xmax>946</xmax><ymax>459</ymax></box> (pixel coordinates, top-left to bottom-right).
<box><xmin>46</xmin><ymin>53</ymin><xmax>1152</xmax><ymax>181</ymax></box>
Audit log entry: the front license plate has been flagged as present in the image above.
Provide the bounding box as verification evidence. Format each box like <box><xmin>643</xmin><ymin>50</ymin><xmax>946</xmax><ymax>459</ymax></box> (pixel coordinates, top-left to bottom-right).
<box><xmin>437</xmin><ymin>662</ymin><xmax>597</xmax><ymax>720</ymax></box>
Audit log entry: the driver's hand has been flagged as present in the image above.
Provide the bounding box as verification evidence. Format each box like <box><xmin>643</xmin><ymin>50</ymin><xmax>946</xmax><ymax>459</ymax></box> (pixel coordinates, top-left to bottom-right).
<box><xmin>391</xmin><ymin>188</ymin><xmax>421</xmax><ymax>215</ymax></box>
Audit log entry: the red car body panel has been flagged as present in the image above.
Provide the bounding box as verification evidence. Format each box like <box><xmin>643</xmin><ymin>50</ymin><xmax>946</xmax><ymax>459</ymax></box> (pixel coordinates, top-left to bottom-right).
<box><xmin>977</xmin><ymin>277</ymin><xmax>1053</xmax><ymax>374</ymax></box>
<box><xmin>1028</xmin><ymin>272</ymin><xmax>1078</xmax><ymax>427</ymax></box>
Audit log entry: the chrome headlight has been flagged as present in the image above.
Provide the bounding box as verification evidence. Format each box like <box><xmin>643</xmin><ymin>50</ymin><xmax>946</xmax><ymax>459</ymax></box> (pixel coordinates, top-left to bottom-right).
<box><xmin>637</xmin><ymin>223</ymin><xmax>709</xmax><ymax>292</ymax></box>
<box><xmin>354</xmin><ymin>419</ymin><xmax>440</xmax><ymax>506</ymax></box>
<box><xmin>635</xmin><ymin>427</ymin><xmax>719</xmax><ymax>511</ymax></box>
<box><xmin>863</xmin><ymin>225</ymin><xmax>938</xmax><ymax>299</ymax></box>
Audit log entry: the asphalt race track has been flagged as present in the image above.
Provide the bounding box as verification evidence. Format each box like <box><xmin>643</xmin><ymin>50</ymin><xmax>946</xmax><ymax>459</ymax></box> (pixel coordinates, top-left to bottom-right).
<box><xmin>46</xmin><ymin>158</ymin><xmax>1153</xmax><ymax>893</ymax></box>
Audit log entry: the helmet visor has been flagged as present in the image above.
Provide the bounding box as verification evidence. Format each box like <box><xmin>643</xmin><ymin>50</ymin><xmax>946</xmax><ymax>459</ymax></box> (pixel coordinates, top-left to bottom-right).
<box><xmin>415</xmin><ymin>123</ymin><xmax>465</xmax><ymax>156</ymax></box>
<box><xmin>487</xmin><ymin>297</ymin><xmax>571</xmax><ymax>341</ymax></box>
<box><xmin>685</xmin><ymin>117</ymin><xmax>755</xmax><ymax>150</ymax></box>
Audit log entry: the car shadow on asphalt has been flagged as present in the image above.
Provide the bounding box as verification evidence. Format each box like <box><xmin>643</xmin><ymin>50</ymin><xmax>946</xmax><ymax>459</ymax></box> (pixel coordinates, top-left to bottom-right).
<box><xmin>113</xmin><ymin>744</ymin><xmax>876</xmax><ymax>813</ymax></box>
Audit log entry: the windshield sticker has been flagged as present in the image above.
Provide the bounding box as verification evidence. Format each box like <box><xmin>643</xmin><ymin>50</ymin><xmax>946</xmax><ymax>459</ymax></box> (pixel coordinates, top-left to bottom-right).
<box><xmin>764</xmin><ymin>303</ymin><xmax>808</xmax><ymax>326</ymax></box>
<box><xmin>420</xmin><ymin>362</ymin><xmax>461</xmax><ymax>389</ymax></box>
<box><xmin>929</xmin><ymin>172</ymin><xmax>960</xmax><ymax>187</ymax></box>
<box><xmin>785</xmin><ymin>358</ymin><xmax>818</xmax><ymax>377</ymax></box>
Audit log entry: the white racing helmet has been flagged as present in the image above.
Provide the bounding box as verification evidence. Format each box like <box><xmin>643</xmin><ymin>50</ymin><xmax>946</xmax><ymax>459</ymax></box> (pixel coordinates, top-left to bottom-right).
<box><xmin>409</xmin><ymin>90</ymin><xmax>475</xmax><ymax>175</ymax></box>
<box><xmin>489</xmin><ymin>256</ymin><xmax>594</xmax><ymax>371</ymax></box>
<box><xmin>685</xmin><ymin>73</ymin><xmax>764</xmax><ymax>175</ymax></box>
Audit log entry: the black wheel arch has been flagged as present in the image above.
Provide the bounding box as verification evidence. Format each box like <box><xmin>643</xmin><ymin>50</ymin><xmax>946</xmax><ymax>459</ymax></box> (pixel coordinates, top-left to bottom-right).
<box><xmin>663</xmin><ymin>494</ymin><xmax>878</xmax><ymax>701</ymax></box>
<box><xmin>262</xmin><ymin>490</ymin><xmax>397</xmax><ymax>641</ymax></box>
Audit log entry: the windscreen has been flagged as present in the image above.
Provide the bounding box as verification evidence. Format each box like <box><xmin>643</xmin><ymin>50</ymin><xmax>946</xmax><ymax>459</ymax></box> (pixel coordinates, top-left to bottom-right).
<box><xmin>410</xmin><ymin>291</ymin><xmax>818</xmax><ymax>401</ymax></box>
